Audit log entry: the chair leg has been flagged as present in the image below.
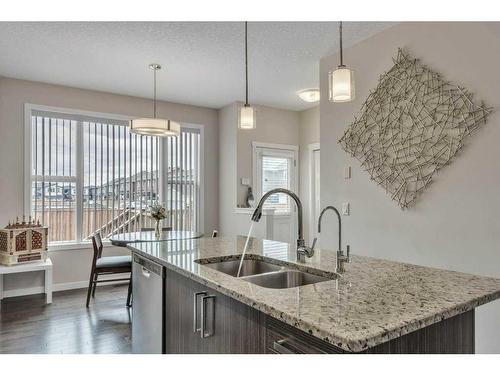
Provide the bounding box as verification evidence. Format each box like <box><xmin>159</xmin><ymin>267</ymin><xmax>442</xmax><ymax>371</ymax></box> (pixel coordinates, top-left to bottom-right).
<box><xmin>91</xmin><ymin>273</ymin><xmax>98</xmax><ymax>298</ymax></box>
<box><xmin>86</xmin><ymin>270</ymin><xmax>95</xmax><ymax>308</ymax></box>
<box><xmin>126</xmin><ymin>278</ymin><xmax>132</xmax><ymax>307</ymax></box>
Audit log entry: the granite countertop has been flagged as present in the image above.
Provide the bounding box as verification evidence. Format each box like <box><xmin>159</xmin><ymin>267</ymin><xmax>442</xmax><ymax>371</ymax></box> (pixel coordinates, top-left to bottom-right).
<box><xmin>128</xmin><ymin>236</ymin><xmax>500</xmax><ymax>352</ymax></box>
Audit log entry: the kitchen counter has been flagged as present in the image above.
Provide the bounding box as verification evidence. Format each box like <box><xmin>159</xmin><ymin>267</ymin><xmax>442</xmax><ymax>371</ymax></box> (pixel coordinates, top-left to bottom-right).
<box><xmin>128</xmin><ymin>236</ymin><xmax>500</xmax><ymax>352</ymax></box>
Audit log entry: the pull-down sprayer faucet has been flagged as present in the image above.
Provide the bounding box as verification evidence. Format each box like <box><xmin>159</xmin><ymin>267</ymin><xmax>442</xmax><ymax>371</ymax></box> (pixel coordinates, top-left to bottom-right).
<box><xmin>251</xmin><ymin>188</ymin><xmax>314</xmax><ymax>263</ymax></box>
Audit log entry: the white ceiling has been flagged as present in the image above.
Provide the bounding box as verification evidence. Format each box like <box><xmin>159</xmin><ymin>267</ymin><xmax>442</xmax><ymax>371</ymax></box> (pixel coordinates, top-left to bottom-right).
<box><xmin>0</xmin><ymin>22</ymin><xmax>393</xmax><ymax>111</ymax></box>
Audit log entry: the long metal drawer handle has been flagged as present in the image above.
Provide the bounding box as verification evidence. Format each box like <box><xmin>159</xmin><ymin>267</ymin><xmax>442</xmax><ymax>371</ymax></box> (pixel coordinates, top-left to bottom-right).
<box><xmin>273</xmin><ymin>339</ymin><xmax>298</xmax><ymax>354</ymax></box>
<box><xmin>200</xmin><ymin>295</ymin><xmax>216</xmax><ymax>338</ymax></box>
<box><xmin>193</xmin><ymin>291</ymin><xmax>207</xmax><ymax>333</ymax></box>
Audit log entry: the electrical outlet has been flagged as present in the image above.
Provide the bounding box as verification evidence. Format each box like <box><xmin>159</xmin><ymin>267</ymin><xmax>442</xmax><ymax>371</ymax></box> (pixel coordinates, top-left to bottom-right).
<box><xmin>344</xmin><ymin>166</ymin><xmax>351</xmax><ymax>179</ymax></box>
<box><xmin>342</xmin><ymin>202</ymin><xmax>350</xmax><ymax>216</ymax></box>
<box><xmin>241</xmin><ymin>177</ymin><xmax>250</xmax><ymax>186</ymax></box>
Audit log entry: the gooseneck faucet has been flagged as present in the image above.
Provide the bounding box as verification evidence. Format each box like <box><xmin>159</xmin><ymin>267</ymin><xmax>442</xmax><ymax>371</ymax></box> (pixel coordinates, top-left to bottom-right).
<box><xmin>315</xmin><ymin>205</ymin><xmax>350</xmax><ymax>273</ymax></box>
<box><xmin>251</xmin><ymin>188</ymin><xmax>314</xmax><ymax>263</ymax></box>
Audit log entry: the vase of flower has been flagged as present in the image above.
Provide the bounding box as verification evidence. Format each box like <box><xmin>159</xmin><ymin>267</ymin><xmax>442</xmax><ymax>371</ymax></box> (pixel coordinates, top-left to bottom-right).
<box><xmin>154</xmin><ymin>218</ymin><xmax>161</xmax><ymax>239</ymax></box>
<box><xmin>149</xmin><ymin>202</ymin><xmax>167</xmax><ymax>239</ymax></box>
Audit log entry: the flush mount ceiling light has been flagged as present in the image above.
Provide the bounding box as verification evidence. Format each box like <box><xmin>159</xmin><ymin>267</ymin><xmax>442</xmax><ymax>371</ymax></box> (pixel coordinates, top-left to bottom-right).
<box><xmin>297</xmin><ymin>88</ymin><xmax>320</xmax><ymax>103</ymax></box>
<box><xmin>329</xmin><ymin>22</ymin><xmax>355</xmax><ymax>103</ymax></box>
<box><xmin>130</xmin><ymin>64</ymin><xmax>180</xmax><ymax>137</ymax></box>
<box><xmin>238</xmin><ymin>21</ymin><xmax>256</xmax><ymax>130</ymax></box>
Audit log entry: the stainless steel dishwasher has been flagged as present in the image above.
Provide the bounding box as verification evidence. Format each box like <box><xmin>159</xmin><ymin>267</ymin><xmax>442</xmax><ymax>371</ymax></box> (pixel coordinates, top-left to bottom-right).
<box><xmin>132</xmin><ymin>253</ymin><xmax>164</xmax><ymax>354</ymax></box>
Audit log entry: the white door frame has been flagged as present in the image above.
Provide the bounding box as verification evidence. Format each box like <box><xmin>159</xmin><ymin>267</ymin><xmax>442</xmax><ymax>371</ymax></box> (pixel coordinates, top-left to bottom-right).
<box><xmin>308</xmin><ymin>143</ymin><xmax>320</xmax><ymax>242</ymax></box>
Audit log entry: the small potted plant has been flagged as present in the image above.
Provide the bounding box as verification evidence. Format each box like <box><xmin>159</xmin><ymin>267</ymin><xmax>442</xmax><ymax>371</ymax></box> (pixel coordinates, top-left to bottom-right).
<box><xmin>149</xmin><ymin>201</ymin><xmax>167</xmax><ymax>239</ymax></box>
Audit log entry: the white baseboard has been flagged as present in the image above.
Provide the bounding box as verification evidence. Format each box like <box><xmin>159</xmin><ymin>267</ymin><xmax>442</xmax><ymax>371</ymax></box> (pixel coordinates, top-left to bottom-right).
<box><xmin>2</xmin><ymin>286</ymin><xmax>46</xmax><ymax>299</ymax></box>
<box><xmin>2</xmin><ymin>279</ymin><xmax>129</xmax><ymax>299</ymax></box>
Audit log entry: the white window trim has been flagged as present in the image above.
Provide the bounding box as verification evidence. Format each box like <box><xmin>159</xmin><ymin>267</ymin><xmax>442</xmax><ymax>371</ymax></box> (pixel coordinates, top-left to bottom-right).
<box><xmin>252</xmin><ymin>141</ymin><xmax>299</xmax><ymax>215</ymax></box>
<box><xmin>24</xmin><ymin>103</ymin><xmax>205</xmax><ymax>250</ymax></box>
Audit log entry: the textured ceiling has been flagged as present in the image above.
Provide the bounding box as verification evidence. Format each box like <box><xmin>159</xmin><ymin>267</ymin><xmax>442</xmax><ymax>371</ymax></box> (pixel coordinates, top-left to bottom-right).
<box><xmin>0</xmin><ymin>22</ymin><xmax>393</xmax><ymax>111</ymax></box>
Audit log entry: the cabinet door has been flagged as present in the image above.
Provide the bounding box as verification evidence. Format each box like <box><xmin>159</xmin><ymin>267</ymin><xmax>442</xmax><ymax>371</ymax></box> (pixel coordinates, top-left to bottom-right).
<box><xmin>164</xmin><ymin>269</ymin><xmax>266</xmax><ymax>354</ymax></box>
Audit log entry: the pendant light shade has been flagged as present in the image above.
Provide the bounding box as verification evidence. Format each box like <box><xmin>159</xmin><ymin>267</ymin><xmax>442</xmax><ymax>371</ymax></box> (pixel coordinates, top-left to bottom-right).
<box><xmin>329</xmin><ymin>67</ymin><xmax>355</xmax><ymax>102</ymax></box>
<box><xmin>329</xmin><ymin>22</ymin><xmax>355</xmax><ymax>103</ymax></box>
<box><xmin>238</xmin><ymin>21</ymin><xmax>256</xmax><ymax>130</ymax></box>
<box><xmin>130</xmin><ymin>118</ymin><xmax>180</xmax><ymax>136</ymax></box>
<box><xmin>130</xmin><ymin>64</ymin><xmax>180</xmax><ymax>137</ymax></box>
<box><xmin>239</xmin><ymin>104</ymin><xmax>256</xmax><ymax>129</ymax></box>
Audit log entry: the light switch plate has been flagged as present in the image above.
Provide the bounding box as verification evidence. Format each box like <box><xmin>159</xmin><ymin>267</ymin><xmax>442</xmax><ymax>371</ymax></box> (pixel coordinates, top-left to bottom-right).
<box><xmin>344</xmin><ymin>166</ymin><xmax>351</xmax><ymax>179</ymax></box>
<box><xmin>342</xmin><ymin>202</ymin><xmax>350</xmax><ymax>216</ymax></box>
<box><xmin>241</xmin><ymin>177</ymin><xmax>250</xmax><ymax>186</ymax></box>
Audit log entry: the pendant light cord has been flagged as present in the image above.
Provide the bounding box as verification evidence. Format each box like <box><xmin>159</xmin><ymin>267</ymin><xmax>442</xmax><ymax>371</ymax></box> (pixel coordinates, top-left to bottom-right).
<box><xmin>153</xmin><ymin>67</ymin><xmax>157</xmax><ymax>118</ymax></box>
<box><xmin>339</xmin><ymin>21</ymin><xmax>344</xmax><ymax>67</ymax></box>
<box><xmin>245</xmin><ymin>21</ymin><xmax>249</xmax><ymax>106</ymax></box>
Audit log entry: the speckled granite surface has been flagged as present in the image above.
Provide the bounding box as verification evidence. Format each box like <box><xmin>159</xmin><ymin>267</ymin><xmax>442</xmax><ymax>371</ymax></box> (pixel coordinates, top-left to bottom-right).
<box><xmin>128</xmin><ymin>236</ymin><xmax>500</xmax><ymax>352</ymax></box>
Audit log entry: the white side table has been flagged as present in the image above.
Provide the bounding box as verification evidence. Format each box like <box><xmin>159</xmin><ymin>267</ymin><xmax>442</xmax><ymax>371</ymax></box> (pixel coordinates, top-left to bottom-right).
<box><xmin>0</xmin><ymin>258</ymin><xmax>53</xmax><ymax>304</ymax></box>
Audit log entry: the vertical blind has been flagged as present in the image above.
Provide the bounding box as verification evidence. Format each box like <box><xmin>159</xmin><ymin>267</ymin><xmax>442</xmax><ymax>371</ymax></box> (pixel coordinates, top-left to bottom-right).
<box><xmin>31</xmin><ymin>115</ymin><xmax>78</xmax><ymax>242</ymax></box>
<box><xmin>82</xmin><ymin>120</ymin><xmax>160</xmax><ymax>240</ymax></box>
<box><xmin>30</xmin><ymin>109</ymin><xmax>201</xmax><ymax>244</ymax></box>
<box><xmin>164</xmin><ymin>129</ymin><xmax>201</xmax><ymax>232</ymax></box>
<box><xmin>261</xmin><ymin>155</ymin><xmax>291</xmax><ymax>212</ymax></box>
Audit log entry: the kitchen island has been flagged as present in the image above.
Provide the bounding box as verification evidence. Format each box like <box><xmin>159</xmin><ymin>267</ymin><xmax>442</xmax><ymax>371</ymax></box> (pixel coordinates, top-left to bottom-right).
<box><xmin>128</xmin><ymin>236</ymin><xmax>500</xmax><ymax>353</ymax></box>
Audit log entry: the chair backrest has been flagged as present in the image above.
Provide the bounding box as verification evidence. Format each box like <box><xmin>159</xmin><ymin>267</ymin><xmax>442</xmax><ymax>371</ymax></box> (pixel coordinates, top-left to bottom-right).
<box><xmin>91</xmin><ymin>232</ymin><xmax>103</xmax><ymax>261</ymax></box>
<box><xmin>140</xmin><ymin>227</ymin><xmax>172</xmax><ymax>232</ymax></box>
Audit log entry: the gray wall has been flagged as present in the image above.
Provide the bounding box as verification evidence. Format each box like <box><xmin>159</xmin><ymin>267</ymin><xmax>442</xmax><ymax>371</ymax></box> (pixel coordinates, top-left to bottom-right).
<box><xmin>218</xmin><ymin>103</ymin><xmax>239</xmax><ymax>236</ymax></box>
<box><xmin>298</xmin><ymin>106</ymin><xmax>320</xmax><ymax>243</ymax></box>
<box><xmin>218</xmin><ymin>102</ymin><xmax>301</xmax><ymax>238</ymax></box>
<box><xmin>0</xmin><ymin>77</ymin><xmax>219</xmax><ymax>292</ymax></box>
<box><xmin>319</xmin><ymin>22</ymin><xmax>500</xmax><ymax>353</ymax></box>
<box><xmin>236</xmin><ymin>104</ymin><xmax>300</xmax><ymax>205</ymax></box>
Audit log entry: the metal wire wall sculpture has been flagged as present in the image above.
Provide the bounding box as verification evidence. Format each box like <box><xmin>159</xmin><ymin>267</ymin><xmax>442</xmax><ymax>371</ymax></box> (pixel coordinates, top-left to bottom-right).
<box><xmin>339</xmin><ymin>49</ymin><xmax>493</xmax><ymax>209</ymax></box>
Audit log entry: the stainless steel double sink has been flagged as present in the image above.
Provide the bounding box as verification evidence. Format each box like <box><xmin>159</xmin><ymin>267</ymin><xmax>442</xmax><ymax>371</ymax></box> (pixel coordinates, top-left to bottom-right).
<box><xmin>197</xmin><ymin>258</ymin><xmax>335</xmax><ymax>289</ymax></box>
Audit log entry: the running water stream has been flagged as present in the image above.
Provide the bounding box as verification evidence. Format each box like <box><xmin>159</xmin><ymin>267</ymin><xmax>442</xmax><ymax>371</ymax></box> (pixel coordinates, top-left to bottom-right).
<box><xmin>236</xmin><ymin>221</ymin><xmax>255</xmax><ymax>278</ymax></box>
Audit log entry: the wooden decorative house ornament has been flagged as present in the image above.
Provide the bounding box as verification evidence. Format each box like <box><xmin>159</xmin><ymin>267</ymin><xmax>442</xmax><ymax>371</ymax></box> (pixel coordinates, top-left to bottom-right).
<box><xmin>339</xmin><ymin>49</ymin><xmax>492</xmax><ymax>209</ymax></box>
<box><xmin>0</xmin><ymin>216</ymin><xmax>48</xmax><ymax>265</ymax></box>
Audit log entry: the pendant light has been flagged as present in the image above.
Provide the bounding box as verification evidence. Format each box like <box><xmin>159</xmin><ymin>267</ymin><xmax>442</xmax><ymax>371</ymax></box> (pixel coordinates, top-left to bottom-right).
<box><xmin>329</xmin><ymin>22</ymin><xmax>355</xmax><ymax>103</ymax></box>
<box><xmin>238</xmin><ymin>21</ymin><xmax>256</xmax><ymax>130</ymax></box>
<box><xmin>130</xmin><ymin>64</ymin><xmax>180</xmax><ymax>137</ymax></box>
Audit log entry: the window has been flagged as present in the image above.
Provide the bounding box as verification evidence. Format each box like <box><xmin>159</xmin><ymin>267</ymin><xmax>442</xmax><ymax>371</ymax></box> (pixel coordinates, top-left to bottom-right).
<box><xmin>252</xmin><ymin>142</ymin><xmax>298</xmax><ymax>213</ymax></box>
<box><xmin>25</xmin><ymin>105</ymin><xmax>202</xmax><ymax>246</ymax></box>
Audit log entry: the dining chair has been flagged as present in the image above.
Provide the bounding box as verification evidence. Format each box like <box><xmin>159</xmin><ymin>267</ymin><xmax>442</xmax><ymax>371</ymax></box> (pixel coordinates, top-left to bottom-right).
<box><xmin>86</xmin><ymin>232</ymin><xmax>132</xmax><ymax>308</ymax></box>
<box><xmin>140</xmin><ymin>226</ymin><xmax>172</xmax><ymax>232</ymax></box>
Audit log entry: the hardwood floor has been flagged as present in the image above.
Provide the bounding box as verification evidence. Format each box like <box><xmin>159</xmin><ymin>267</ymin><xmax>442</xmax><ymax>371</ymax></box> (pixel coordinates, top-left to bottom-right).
<box><xmin>0</xmin><ymin>284</ymin><xmax>131</xmax><ymax>354</ymax></box>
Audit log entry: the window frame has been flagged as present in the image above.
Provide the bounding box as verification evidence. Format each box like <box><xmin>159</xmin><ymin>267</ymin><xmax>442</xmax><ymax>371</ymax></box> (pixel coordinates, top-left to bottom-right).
<box><xmin>252</xmin><ymin>141</ymin><xmax>299</xmax><ymax>215</ymax></box>
<box><xmin>24</xmin><ymin>103</ymin><xmax>205</xmax><ymax>251</ymax></box>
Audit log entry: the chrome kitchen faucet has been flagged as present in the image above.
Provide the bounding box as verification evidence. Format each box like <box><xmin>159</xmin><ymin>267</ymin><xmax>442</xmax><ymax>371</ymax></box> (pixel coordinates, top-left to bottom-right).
<box><xmin>251</xmin><ymin>188</ymin><xmax>314</xmax><ymax>263</ymax></box>
<box><xmin>315</xmin><ymin>205</ymin><xmax>351</xmax><ymax>273</ymax></box>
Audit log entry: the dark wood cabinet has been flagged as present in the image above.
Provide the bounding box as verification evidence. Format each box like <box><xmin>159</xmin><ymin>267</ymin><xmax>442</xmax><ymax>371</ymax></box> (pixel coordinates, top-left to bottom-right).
<box><xmin>162</xmin><ymin>267</ymin><xmax>474</xmax><ymax>354</ymax></box>
<box><xmin>164</xmin><ymin>268</ymin><xmax>266</xmax><ymax>353</ymax></box>
<box><xmin>265</xmin><ymin>312</ymin><xmax>474</xmax><ymax>354</ymax></box>
<box><xmin>265</xmin><ymin>317</ymin><xmax>345</xmax><ymax>354</ymax></box>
